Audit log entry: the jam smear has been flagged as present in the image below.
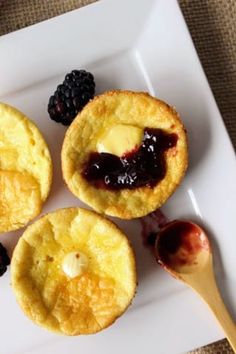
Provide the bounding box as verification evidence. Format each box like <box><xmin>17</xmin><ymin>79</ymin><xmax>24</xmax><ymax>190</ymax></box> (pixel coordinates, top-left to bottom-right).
<box><xmin>83</xmin><ymin>128</ymin><xmax>178</xmax><ymax>190</ymax></box>
<box><xmin>140</xmin><ymin>209</ymin><xmax>169</xmax><ymax>250</ymax></box>
<box><xmin>156</xmin><ymin>221</ymin><xmax>209</xmax><ymax>269</ymax></box>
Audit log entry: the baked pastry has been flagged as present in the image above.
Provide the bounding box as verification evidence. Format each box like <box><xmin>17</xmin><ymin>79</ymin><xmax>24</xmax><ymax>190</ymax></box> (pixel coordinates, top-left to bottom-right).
<box><xmin>0</xmin><ymin>102</ymin><xmax>52</xmax><ymax>232</ymax></box>
<box><xmin>11</xmin><ymin>207</ymin><xmax>136</xmax><ymax>335</ymax></box>
<box><xmin>62</xmin><ymin>90</ymin><xmax>188</xmax><ymax>219</ymax></box>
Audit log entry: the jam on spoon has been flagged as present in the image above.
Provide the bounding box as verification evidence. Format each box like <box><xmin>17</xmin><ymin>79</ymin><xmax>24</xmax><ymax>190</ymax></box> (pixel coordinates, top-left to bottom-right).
<box><xmin>83</xmin><ymin>128</ymin><xmax>178</xmax><ymax>190</ymax></box>
<box><xmin>155</xmin><ymin>220</ymin><xmax>236</xmax><ymax>352</ymax></box>
<box><xmin>155</xmin><ymin>220</ymin><xmax>210</xmax><ymax>273</ymax></box>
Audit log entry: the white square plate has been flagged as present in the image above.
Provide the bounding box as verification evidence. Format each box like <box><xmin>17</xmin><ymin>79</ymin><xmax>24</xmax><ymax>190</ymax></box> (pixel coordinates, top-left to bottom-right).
<box><xmin>0</xmin><ymin>0</ymin><xmax>236</xmax><ymax>353</ymax></box>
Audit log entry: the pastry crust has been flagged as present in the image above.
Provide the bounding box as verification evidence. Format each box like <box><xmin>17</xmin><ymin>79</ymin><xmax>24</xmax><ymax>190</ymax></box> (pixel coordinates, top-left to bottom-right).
<box><xmin>0</xmin><ymin>102</ymin><xmax>52</xmax><ymax>232</ymax></box>
<box><xmin>62</xmin><ymin>90</ymin><xmax>188</xmax><ymax>219</ymax></box>
<box><xmin>11</xmin><ymin>207</ymin><xmax>137</xmax><ymax>335</ymax></box>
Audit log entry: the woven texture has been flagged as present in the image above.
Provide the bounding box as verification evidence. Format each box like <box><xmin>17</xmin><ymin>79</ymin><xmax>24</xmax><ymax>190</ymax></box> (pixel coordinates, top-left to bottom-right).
<box><xmin>0</xmin><ymin>0</ymin><xmax>235</xmax><ymax>353</ymax></box>
<box><xmin>180</xmin><ymin>0</ymin><xmax>236</xmax><ymax>150</ymax></box>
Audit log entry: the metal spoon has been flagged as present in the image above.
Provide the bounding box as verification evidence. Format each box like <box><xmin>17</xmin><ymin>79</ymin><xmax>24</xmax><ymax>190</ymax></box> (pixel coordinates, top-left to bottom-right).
<box><xmin>155</xmin><ymin>220</ymin><xmax>236</xmax><ymax>353</ymax></box>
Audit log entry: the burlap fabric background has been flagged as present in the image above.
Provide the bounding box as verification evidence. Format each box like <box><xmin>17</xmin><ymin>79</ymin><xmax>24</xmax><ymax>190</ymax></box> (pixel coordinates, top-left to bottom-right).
<box><xmin>0</xmin><ymin>0</ymin><xmax>235</xmax><ymax>353</ymax></box>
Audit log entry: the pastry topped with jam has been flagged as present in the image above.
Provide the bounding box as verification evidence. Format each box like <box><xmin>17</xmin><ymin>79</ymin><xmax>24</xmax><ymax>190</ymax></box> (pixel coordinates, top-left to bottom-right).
<box><xmin>62</xmin><ymin>90</ymin><xmax>188</xmax><ymax>219</ymax></box>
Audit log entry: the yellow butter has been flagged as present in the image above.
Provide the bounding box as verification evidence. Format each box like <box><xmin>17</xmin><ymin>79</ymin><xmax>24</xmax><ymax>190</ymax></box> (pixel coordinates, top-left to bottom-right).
<box><xmin>62</xmin><ymin>251</ymin><xmax>88</xmax><ymax>278</ymax></box>
<box><xmin>97</xmin><ymin>124</ymin><xmax>143</xmax><ymax>157</ymax></box>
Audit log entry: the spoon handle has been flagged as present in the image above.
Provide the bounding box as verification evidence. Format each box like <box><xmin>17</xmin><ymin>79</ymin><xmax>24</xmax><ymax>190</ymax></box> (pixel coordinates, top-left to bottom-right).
<box><xmin>188</xmin><ymin>265</ymin><xmax>236</xmax><ymax>353</ymax></box>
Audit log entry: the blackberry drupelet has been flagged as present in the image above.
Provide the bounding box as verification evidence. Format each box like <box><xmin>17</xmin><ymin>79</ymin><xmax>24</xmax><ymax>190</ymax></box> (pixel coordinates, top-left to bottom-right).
<box><xmin>0</xmin><ymin>243</ymin><xmax>10</xmax><ymax>276</ymax></box>
<box><xmin>48</xmin><ymin>70</ymin><xmax>95</xmax><ymax>126</ymax></box>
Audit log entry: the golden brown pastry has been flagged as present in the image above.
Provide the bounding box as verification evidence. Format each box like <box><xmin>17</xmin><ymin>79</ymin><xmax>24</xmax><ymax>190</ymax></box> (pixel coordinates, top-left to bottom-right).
<box><xmin>62</xmin><ymin>90</ymin><xmax>188</xmax><ymax>219</ymax></box>
<box><xmin>11</xmin><ymin>207</ymin><xmax>136</xmax><ymax>335</ymax></box>
<box><xmin>0</xmin><ymin>102</ymin><xmax>52</xmax><ymax>232</ymax></box>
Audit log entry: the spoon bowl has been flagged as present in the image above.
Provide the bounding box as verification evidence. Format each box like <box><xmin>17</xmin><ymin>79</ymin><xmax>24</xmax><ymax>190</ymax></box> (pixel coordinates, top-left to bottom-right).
<box><xmin>155</xmin><ymin>220</ymin><xmax>210</xmax><ymax>275</ymax></box>
<box><xmin>155</xmin><ymin>220</ymin><xmax>236</xmax><ymax>353</ymax></box>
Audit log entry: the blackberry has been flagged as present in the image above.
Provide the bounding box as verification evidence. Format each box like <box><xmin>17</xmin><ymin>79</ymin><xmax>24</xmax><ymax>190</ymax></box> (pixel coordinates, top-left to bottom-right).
<box><xmin>48</xmin><ymin>69</ymin><xmax>95</xmax><ymax>126</ymax></box>
<box><xmin>0</xmin><ymin>243</ymin><xmax>10</xmax><ymax>276</ymax></box>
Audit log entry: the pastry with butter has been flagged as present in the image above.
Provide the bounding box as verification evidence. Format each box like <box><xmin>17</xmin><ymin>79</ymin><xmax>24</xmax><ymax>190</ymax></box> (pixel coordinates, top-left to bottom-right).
<box><xmin>11</xmin><ymin>207</ymin><xmax>136</xmax><ymax>335</ymax></box>
<box><xmin>0</xmin><ymin>102</ymin><xmax>52</xmax><ymax>232</ymax></box>
<box><xmin>62</xmin><ymin>90</ymin><xmax>188</xmax><ymax>219</ymax></box>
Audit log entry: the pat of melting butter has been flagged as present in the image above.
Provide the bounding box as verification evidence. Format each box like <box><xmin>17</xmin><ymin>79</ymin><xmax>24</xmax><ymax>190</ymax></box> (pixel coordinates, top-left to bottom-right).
<box><xmin>97</xmin><ymin>124</ymin><xmax>143</xmax><ymax>157</ymax></box>
<box><xmin>62</xmin><ymin>251</ymin><xmax>88</xmax><ymax>278</ymax></box>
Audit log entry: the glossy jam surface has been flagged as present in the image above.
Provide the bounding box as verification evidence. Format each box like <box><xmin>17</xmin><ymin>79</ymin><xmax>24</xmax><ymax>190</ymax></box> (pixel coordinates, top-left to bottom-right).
<box><xmin>83</xmin><ymin>128</ymin><xmax>178</xmax><ymax>190</ymax></box>
<box><xmin>155</xmin><ymin>221</ymin><xmax>210</xmax><ymax>270</ymax></box>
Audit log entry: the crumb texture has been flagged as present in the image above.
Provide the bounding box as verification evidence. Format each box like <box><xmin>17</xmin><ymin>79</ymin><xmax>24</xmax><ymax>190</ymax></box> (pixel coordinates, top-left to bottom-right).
<box><xmin>11</xmin><ymin>207</ymin><xmax>136</xmax><ymax>335</ymax></box>
<box><xmin>0</xmin><ymin>102</ymin><xmax>52</xmax><ymax>231</ymax></box>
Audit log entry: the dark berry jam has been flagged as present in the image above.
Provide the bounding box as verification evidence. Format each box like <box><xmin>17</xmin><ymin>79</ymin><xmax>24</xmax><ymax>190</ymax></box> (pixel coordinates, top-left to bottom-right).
<box><xmin>0</xmin><ymin>243</ymin><xmax>10</xmax><ymax>276</ymax></box>
<box><xmin>83</xmin><ymin>128</ymin><xmax>178</xmax><ymax>190</ymax></box>
<box><xmin>146</xmin><ymin>232</ymin><xmax>158</xmax><ymax>247</ymax></box>
<box><xmin>140</xmin><ymin>209</ymin><xmax>169</xmax><ymax>248</ymax></box>
<box><xmin>155</xmin><ymin>221</ymin><xmax>209</xmax><ymax>270</ymax></box>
